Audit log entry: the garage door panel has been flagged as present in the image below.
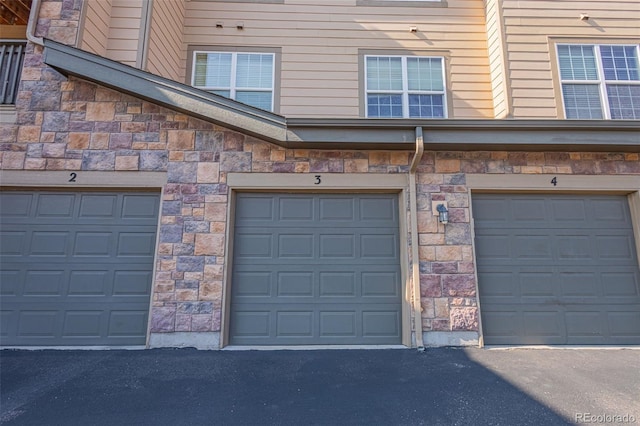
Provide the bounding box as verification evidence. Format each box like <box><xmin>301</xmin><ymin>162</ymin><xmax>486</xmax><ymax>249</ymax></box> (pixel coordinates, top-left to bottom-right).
<box><xmin>602</xmin><ymin>272</ymin><xmax>640</xmax><ymax>298</ymax></box>
<box><xmin>319</xmin><ymin>272</ymin><xmax>356</xmax><ymax>297</ymax></box>
<box><xmin>120</xmin><ymin>194</ymin><xmax>160</xmax><ymax>219</ymax></box>
<box><xmin>522</xmin><ymin>311</ymin><xmax>564</xmax><ymax>339</ymax></box>
<box><xmin>320</xmin><ymin>312</ymin><xmax>357</xmax><ymax>337</ymax></box>
<box><xmin>362</xmin><ymin>311</ymin><xmax>400</xmax><ymax>337</ymax></box>
<box><xmin>277</xmin><ymin>311</ymin><xmax>313</xmax><ymax>337</ymax></box>
<box><xmin>0</xmin><ymin>191</ymin><xmax>159</xmax><ymax>346</ymax></box>
<box><xmin>79</xmin><ymin>194</ymin><xmax>117</xmax><ymax>217</ymax></box>
<box><xmin>279</xmin><ymin>197</ymin><xmax>314</xmax><ymax>221</ymax></box>
<box><xmin>474</xmin><ymin>193</ymin><xmax>640</xmax><ymax>345</ymax></box>
<box><xmin>359</xmin><ymin>197</ymin><xmax>396</xmax><ymax>221</ymax></box>
<box><xmin>18</xmin><ymin>310</ymin><xmax>60</xmax><ymax>337</ymax></box>
<box><xmin>37</xmin><ymin>194</ymin><xmax>75</xmax><ymax>217</ymax></box>
<box><xmin>24</xmin><ymin>270</ymin><xmax>65</xmax><ymax>296</ymax></box>
<box><xmin>565</xmin><ymin>311</ymin><xmax>604</xmax><ymax>338</ymax></box>
<box><xmin>231</xmin><ymin>193</ymin><xmax>401</xmax><ymax>345</ymax></box>
<box><xmin>591</xmin><ymin>198</ymin><xmax>632</xmax><ymax>226</ymax></box>
<box><xmin>231</xmin><ymin>311</ymin><xmax>271</xmax><ymax>337</ymax></box>
<box><xmin>596</xmin><ymin>235</ymin><xmax>635</xmax><ymax>260</ymax></box>
<box><xmin>0</xmin><ymin>270</ymin><xmax>20</xmax><ymax>296</ymax></box>
<box><xmin>0</xmin><ymin>193</ymin><xmax>32</xmax><ymax>216</ymax></box>
<box><xmin>281</xmin><ymin>234</ymin><xmax>315</xmax><ymax>258</ymax></box>
<box><xmin>319</xmin><ymin>198</ymin><xmax>354</xmax><ymax>220</ymax></box>
<box><xmin>68</xmin><ymin>270</ymin><xmax>109</xmax><ymax>295</ymax></box>
<box><xmin>62</xmin><ymin>311</ymin><xmax>103</xmax><ymax>337</ymax></box>
<box><xmin>277</xmin><ymin>272</ymin><xmax>314</xmax><ymax>297</ymax></box>
<box><xmin>0</xmin><ymin>231</ymin><xmax>26</xmax><ymax>255</ymax></box>
<box><xmin>234</xmin><ymin>233</ymin><xmax>273</xmax><ymax>259</ymax></box>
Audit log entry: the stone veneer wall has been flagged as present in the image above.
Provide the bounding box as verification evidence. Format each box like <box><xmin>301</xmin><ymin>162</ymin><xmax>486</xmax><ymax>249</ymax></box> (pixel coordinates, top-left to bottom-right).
<box><xmin>1</xmin><ymin>0</ymin><xmax>639</xmax><ymax>345</ymax></box>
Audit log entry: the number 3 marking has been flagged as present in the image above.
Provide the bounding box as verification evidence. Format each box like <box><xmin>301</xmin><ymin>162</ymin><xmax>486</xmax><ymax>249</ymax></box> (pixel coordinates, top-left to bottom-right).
<box><xmin>315</xmin><ymin>175</ymin><xmax>321</xmax><ymax>185</ymax></box>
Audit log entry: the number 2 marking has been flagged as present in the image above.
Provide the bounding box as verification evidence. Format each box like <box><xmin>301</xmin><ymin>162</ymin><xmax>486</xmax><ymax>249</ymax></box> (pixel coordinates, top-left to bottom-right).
<box><xmin>69</xmin><ymin>172</ymin><xmax>77</xmax><ymax>182</ymax></box>
<box><xmin>315</xmin><ymin>175</ymin><xmax>321</xmax><ymax>185</ymax></box>
<box><xmin>551</xmin><ymin>176</ymin><xmax>557</xmax><ymax>187</ymax></box>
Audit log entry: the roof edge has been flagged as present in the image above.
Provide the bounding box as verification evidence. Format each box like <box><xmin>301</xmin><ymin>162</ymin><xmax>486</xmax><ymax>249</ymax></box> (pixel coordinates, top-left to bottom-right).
<box><xmin>41</xmin><ymin>40</ymin><xmax>639</xmax><ymax>152</ymax></box>
<box><xmin>42</xmin><ymin>39</ymin><xmax>288</xmax><ymax>143</ymax></box>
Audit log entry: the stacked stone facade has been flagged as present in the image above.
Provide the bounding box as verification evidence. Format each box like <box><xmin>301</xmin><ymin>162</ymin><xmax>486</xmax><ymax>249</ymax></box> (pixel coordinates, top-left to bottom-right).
<box><xmin>1</xmin><ymin>0</ymin><xmax>639</xmax><ymax>345</ymax></box>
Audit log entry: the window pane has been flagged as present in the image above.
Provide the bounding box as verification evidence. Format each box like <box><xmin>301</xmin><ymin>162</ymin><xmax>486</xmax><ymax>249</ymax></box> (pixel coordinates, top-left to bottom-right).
<box><xmin>367</xmin><ymin>94</ymin><xmax>403</xmax><ymax>117</ymax></box>
<box><xmin>236</xmin><ymin>91</ymin><xmax>273</xmax><ymax>111</ymax></box>
<box><xmin>194</xmin><ymin>52</ymin><xmax>232</xmax><ymax>88</ymax></box>
<box><xmin>366</xmin><ymin>57</ymin><xmax>403</xmax><ymax>91</ymax></box>
<box><xmin>562</xmin><ymin>84</ymin><xmax>603</xmax><ymax>119</ymax></box>
<box><xmin>600</xmin><ymin>46</ymin><xmax>640</xmax><ymax>81</ymax></box>
<box><xmin>408</xmin><ymin>94</ymin><xmax>444</xmax><ymax>118</ymax></box>
<box><xmin>607</xmin><ymin>85</ymin><xmax>640</xmax><ymax>119</ymax></box>
<box><xmin>407</xmin><ymin>58</ymin><xmax>443</xmax><ymax>91</ymax></box>
<box><xmin>558</xmin><ymin>45</ymin><xmax>598</xmax><ymax>80</ymax></box>
<box><xmin>236</xmin><ymin>54</ymin><xmax>274</xmax><ymax>89</ymax></box>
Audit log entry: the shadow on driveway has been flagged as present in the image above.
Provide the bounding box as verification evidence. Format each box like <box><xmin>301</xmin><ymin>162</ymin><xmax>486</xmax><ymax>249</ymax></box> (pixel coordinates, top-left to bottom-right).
<box><xmin>1</xmin><ymin>347</ymin><xmax>622</xmax><ymax>425</ymax></box>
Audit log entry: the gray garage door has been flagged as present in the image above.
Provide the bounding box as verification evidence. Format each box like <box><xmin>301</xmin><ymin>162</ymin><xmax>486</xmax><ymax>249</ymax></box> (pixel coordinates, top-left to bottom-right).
<box><xmin>0</xmin><ymin>190</ymin><xmax>160</xmax><ymax>346</ymax></box>
<box><xmin>230</xmin><ymin>193</ymin><xmax>402</xmax><ymax>345</ymax></box>
<box><xmin>473</xmin><ymin>193</ymin><xmax>640</xmax><ymax>345</ymax></box>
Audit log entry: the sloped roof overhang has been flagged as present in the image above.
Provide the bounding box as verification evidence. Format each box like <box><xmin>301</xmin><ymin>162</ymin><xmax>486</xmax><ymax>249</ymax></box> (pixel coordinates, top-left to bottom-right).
<box><xmin>43</xmin><ymin>39</ymin><xmax>640</xmax><ymax>152</ymax></box>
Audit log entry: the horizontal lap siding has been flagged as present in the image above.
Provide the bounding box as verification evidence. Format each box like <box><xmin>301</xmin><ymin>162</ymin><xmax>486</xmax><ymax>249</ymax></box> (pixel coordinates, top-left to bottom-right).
<box><xmin>501</xmin><ymin>0</ymin><xmax>640</xmax><ymax>118</ymax></box>
<box><xmin>106</xmin><ymin>0</ymin><xmax>143</xmax><ymax>67</ymax></box>
<box><xmin>146</xmin><ymin>0</ymin><xmax>186</xmax><ymax>82</ymax></box>
<box><xmin>80</xmin><ymin>0</ymin><xmax>112</xmax><ymax>56</ymax></box>
<box><xmin>183</xmin><ymin>0</ymin><xmax>492</xmax><ymax>118</ymax></box>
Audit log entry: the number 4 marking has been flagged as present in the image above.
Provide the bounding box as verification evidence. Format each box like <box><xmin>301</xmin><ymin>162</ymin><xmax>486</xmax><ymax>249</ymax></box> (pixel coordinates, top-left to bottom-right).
<box><xmin>551</xmin><ymin>177</ymin><xmax>557</xmax><ymax>186</ymax></box>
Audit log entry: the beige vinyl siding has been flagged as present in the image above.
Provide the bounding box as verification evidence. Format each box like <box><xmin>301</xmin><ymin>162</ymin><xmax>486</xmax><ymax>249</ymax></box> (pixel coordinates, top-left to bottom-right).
<box><xmin>146</xmin><ymin>0</ymin><xmax>186</xmax><ymax>81</ymax></box>
<box><xmin>501</xmin><ymin>0</ymin><xmax>640</xmax><ymax>118</ymax></box>
<box><xmin>484</xmin><ymin>0</ymin><xmax>509</xmax><ymax>118</ymax></box>
<box><xmin>183</xmin><ymin>0</ymin><xmax>493</xmax><ymax>118</ymax></box>
<box><xmin>80</xmin><ymin>0</ymin><xmax>112</xmax><ymax>56</ymax></box>
<box><xmin>106</xmin><ymin>0</ymin><xmax>144</xmax><ymax>67</ymax></box>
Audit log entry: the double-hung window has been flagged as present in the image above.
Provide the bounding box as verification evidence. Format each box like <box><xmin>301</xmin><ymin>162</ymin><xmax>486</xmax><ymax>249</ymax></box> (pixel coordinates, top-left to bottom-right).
<box><xmin>365</xmin><ymin>55</ymin><xmax>446</xmax><ymax>118</ymax></box>
<box><xmin>192</xmin><ymin>51</ymin><xmax>275</xmax><ymax>112</ymax></box>
<box><xmin>557</xmin><ymin>44</ymin><xmax>640</xmax><ymax>119</ymax></box>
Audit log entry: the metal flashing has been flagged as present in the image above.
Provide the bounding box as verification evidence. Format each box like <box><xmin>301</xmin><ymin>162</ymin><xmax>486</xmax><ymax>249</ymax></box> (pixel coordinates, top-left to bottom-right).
<box><xmin>42</xmin><ymin>39</ymin><xmax>640</xmax><ymax>152</ymax></box>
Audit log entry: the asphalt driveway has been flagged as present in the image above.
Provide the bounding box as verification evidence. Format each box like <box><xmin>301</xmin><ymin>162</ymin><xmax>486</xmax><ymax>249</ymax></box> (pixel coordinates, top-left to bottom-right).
<box><xmin>1</xmin><ymin>347</ymin><xmax>638</xmax><ymax>425</ymax></box>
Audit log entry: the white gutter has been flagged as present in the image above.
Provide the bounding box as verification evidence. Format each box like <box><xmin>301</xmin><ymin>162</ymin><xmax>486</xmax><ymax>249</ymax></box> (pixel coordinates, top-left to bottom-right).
<box><xmin>409</xmin><ymin>127</ymin><xmax>425</xmax><ymax>349</ymax></box>
<box><xmin>26</xmin><ymin>0</ymin><xmax>44</xmax><ymax>46</ymax></box>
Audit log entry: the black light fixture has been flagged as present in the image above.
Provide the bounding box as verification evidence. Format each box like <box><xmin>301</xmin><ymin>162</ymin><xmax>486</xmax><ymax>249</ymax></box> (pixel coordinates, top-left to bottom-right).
<box><xmin>436</xmin><ymin>204</ymin><xmax>449</xmax><ymax>225</ymax></box>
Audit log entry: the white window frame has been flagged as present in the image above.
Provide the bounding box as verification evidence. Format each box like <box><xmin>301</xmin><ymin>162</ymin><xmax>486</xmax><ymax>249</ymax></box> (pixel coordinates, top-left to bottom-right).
<box><xmin>557</xmin><ymin>44</ymin><xmax>640</xmax><ymax>119</ymax></box>
<box><xmin>364</xmin><ymin>55</ymin><xmax>447</xmax><ymax>118</ymax></box>
<box><xmin>191</xmin><ymin>51</ymin><xmax>276</xmax><ymax>112</ymax></box>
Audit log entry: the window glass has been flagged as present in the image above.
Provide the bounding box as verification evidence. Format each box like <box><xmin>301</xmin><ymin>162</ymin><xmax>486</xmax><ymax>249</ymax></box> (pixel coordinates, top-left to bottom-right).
<box><xmin>562</xmin><ymin>84</ymin><xmax>603</xmax><ymax>119</ymax></box>
<box><xmin>366</xmin><ymin>57</ymin><xmax>403</xmax><ymax>91</ymax></box>
<box><xmin>607</xmin><ymin>85</ymin><xmax>640</xmax><ymax>119</ymax></box>
<box><xmin>558</xmin><ymin>44</ymin><xmax>639</xmax><ymax>119</ymax></box>
<box><xmin>365</xmin><ymin>55</ymin><xmax>446</xmax><ymax>118</ymax></box>
<box><xmin>192</xmin><ymin>51</ymin><xmax>275</xmax><ymax>111</ymax></box>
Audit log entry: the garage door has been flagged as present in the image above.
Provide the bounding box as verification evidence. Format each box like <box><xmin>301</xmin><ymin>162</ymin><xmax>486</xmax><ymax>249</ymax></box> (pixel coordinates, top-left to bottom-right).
<box><xmin>473</xmin><ymin>193</ymin><xmax>640</xmax><ymax>345</ymax></box>
<box><xmin>0</xmin><ymin>190</ymin><xmax>160</xmax><ymax>346</ymax></box>
<box><xmin>230</xmin><ymin>193</ymin><xmax>402</xmax><ymax>345</ymax></box>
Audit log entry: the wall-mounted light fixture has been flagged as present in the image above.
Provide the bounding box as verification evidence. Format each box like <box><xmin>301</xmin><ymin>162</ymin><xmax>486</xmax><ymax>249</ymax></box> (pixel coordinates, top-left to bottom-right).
<box><xmin>236</xmin><ymin>22</ymin><xmax>244</xmax><ymax>30</ymax></box>
<box><xmin>409</xmin><ymin>26</ymin><xmax>418</xmax><ymax>33</ymax></box>
<box><xmin>432</xmin><ymin>200</ymin><xmax>449</xmax><ymax>226</ymax></box>
<box><xmin>216</xmin><ymin>22</ymin><xmax>223</xmax><ymax>28</ymax></box>
<box><xmin>579</xmin><ymin>13</ymin><xmax>589</xmax><ymax>21</ymax></box>
<box><xmin>436</xmin><ymin>204</ymin><xmax>449</xmax><ymax>225</ymax></box>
